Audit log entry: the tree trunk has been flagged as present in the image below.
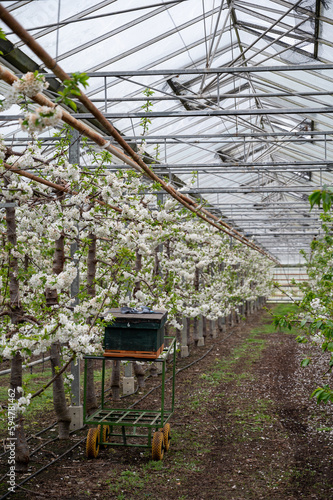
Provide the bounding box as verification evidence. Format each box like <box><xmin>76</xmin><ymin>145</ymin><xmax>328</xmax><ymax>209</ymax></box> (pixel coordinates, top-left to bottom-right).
<box><xmin>150</xmin><ymin>362</ymin><xmax>158</xmax><ymax>377</ymax></box>
<box><xmin>193</xmin><ymin>268</ymin><xmax>200</xmax><ymax>345</ymax></box>
<box><xmin>133</xmin><ymin>362</ymin><xmax>145</xmax><ymax>388</ymax></box>
<box><xmin>10</xmin><ymin>352</ymin><xmax>23</xmax><ymax>400</ymax></box>
<box><xmin>46</xmin><ymin>234</ymin><xmax>71</xmax><ymax>439</ymax></box>
<box><xmin>111</xmin><ymin>360</ymin><xmax>121</xmax><ymax>401</ymax></box>
<box><xmin>14</xmin><ymin>416</ymin><xmax>29</xmax><ymax>473</ymax></box>
<box><xmin>6</xmin><ymin>204</ymin><xmax>29</xmax><ymax>471</ymax></box>
<box><xmin>186</xmin><ymin>317</ymin><xmax>191</xmax><ymax>346</ymax></box>
<box><xmin>202</xmin><ymin>316</ymin><xmax>207</xmax><ymax>338</ymax></box>
<box><xmin>86</xmin><ymin>233</ymin><xmax>98</xmax><ymax>413</ymax></box>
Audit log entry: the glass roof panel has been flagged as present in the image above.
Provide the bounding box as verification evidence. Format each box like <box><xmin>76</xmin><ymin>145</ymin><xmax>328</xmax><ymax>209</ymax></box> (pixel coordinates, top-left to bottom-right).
<box><xmin>0</xmin><ymin>0</ymin><xmax>333</xmax><ymax>262</ymax></box>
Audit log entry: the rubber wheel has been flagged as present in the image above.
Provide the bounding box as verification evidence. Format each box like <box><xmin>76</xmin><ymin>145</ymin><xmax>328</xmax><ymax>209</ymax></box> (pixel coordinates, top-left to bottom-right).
<box><xmin>98</xmin><ymin>424</ymin><xmax>110</xmax><ymax>449</ymax></box>
<box><xmin>162</xmin><ymin>423</ymin><xmax>171</xmax><ymax>452</ymax></box>
<box><xmin>152</xmin><ymin>431</ymin><xmax>165</xmax><ymax>461</ymax></box>
<box><xmin>86</xmin><ymin>428</ymin><xmax>100</xmax><ymax>458</ymax></box>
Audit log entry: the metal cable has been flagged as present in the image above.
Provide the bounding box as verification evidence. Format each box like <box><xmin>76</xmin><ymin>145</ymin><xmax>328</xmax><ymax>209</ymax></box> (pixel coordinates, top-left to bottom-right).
<box><xmin>4</xmin><ymin>1</ymin><xmax>190</xmax><ymax>35</ymax></box>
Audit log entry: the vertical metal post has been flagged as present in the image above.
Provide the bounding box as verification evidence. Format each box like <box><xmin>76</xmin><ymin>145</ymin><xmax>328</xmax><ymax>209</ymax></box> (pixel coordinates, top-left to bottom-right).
<box><xmin>325</xmin><ymin>133</ymin><xmax>327</xmax><ymax>160</ymax></box>
<box><xmin>217</xmin><ymin>74</ymin><xmax>220</xmax><ymax>106</ymax></box>
<box><xmin>171</xmin><ymin>339</ymin><xmax>176</xmax><ymax>412</ymax></box>
<box><xmin>157</xmin><ymin>193</ymin><xmax>164</xmax><ymax>207</ymax></box>
<box><xmin>101</xmin><ymin>358</ymin><xmax>105</xmax><ymax>409</ymax></box>
<box><xmin>124</xmin><ymin>363</ymin><xmax>132</xmax><ymax>377</ymax></box>
<box><xmin>83</xmin><ymin>358</ymin><xmax>87</xmax><ymax>422</ymax></box>
<box><xmin>104</xmin><ymin>77</ymin><xmax>108</xmax><ymax>113</ymax></box>
<box><xmin>181</xmin><ymin>317</ymin><xmax>189</xmax><ymax>357</ymax></box>
<box><xmin>70</xmin><ymin>240</ymin><xmax>80</xmax><ymax>406</ymax></box>
<box><xmin>161</xmin><ymin>359</ymin><xmax>165</xmax><ymax>426</ymax></box>
<box><xmin>157</xmin><ymin>193</ymin><xmax>164</xmax><ymax>255</ymax></box>
<box><xmin>69</xmin><ymin>130</ymin><xmax>81</xmax><ymax>406</ymax></box>
<box><xmin>123</xmin><ymin>361</ymin><xmax>135</xmax><ymax>395</ymax></box>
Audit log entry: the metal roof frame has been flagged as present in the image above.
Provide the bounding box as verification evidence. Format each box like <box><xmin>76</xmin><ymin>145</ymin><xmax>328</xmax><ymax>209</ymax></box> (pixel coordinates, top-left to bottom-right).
<box><xmin>1</xmin><ymin>0</ymin><xmax>333</xmax><ymax>264</ymax></box>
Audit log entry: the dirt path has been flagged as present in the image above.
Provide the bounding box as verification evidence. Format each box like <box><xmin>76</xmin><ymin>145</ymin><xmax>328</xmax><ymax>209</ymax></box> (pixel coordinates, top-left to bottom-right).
<box><xmin>2</xmin><ymin>306</ymin><xmax>333</xmax><ymax>499</ymax></box>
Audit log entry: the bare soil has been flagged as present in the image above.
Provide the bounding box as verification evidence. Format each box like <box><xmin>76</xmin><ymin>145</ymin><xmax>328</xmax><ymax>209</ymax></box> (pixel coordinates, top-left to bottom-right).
<box><xmin>2</xmin><ymin>305</ymin><xmax>333</xmax><ymax>499</ymax></box>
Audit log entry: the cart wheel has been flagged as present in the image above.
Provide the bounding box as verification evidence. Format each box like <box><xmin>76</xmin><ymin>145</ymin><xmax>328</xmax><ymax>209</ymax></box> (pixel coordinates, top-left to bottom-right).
<box><xmin>162</xmin><ymin>423</ymin><xmax>171</xmax><ymax>452</ymax></box>
<box><xmin>98</xmin><ymin>424</ymin><xmax>110</xmax><ymax>449</ymax></box>
<box><xmin>86</xmin><ymin>428</ymin><xmax>100</xmax><ymax>458</ymax></box>
<box><xmin>152</xmin><ymin>431</ymin><xmax>165</xmax><ymax>461</ymax></box>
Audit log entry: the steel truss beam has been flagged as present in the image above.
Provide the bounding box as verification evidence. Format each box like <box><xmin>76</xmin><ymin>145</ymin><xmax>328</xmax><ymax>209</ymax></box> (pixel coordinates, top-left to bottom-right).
<box><xmin>246</xmin><ymin>233</ymin><xmax>320</xmax><ymax>236</ymax></box>
<box><xmin>228</xmin><ymin>217</ymin><xmax>320</xmax><ymax>224</ymax></box>
<box><xmin>97</xmin><ymin>161</ymin><xmax>333</xmax><ymax>168</ymax></box>
<box><xmin>88</xmin><ymin>91</ymin><xmax>333</xmax><ymax>101</ymax></box>
<box><xmin>110</xmin><ymin>131</ymin><xmax>333</xmax><ymax>138</ymax></box>
<box><xmin>4</xmin><ymin>107</ymin><xmax>333</xmax><ymax>120</ymax></box>
<box><xmin>85</xmin><ymin>166</ymin><xmax>333</xmax><ymax>174</ymax></box>
<box><xmin>42</xmin><ymin>63</ymin><xmax>333</xmax><ymax>77</ymax></box>
<box><xmin>207</xmin><ymin>202</ymin><xmax>318</xmax><ymax>206</ymax></box>
<box><xmin>171</xmin><ymin>186</ymin><xmax>324</xmax><ymax>193</ymax></box>
<box><xmin>5</xmin><ymin>131</ymin><xmax>333</xmax><ymax>139</ymax></box>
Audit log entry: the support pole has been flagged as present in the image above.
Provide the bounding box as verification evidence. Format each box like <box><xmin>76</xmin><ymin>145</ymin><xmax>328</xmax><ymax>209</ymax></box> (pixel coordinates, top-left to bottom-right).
<box><xmin>181</xmin><ymin>317</ymin><xmax>189</xmax><ymax>357</ymax></box>
<box><xmin>123</xmin><ymin>362</ymin><xmax>135</xmax><ymax>395</ymax></box>
<box><xmin>68</xmin><ymin>130</ymin><xmax>83</xmax><ymax>430</ymax></box>
<box><xmin>197</xmin><ymin>315</ymin><xmax>205</xmax><ymax>346</ymax></box>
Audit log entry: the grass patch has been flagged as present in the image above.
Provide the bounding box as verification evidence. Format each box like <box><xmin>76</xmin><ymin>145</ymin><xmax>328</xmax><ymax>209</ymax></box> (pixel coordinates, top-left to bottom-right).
<box><xmin>200</xmin><ymin>327</ymin><xmax>268</xmax><ymax>388</ymax></box>
<box><xmin>0</xmin><ymin>361</ymin><xmax>114</xmax><ymax>436</ymax></box>
<box><xmin>0</xmin><ymin>369</ymin><xmax>55</xmax><ymax>436</ymax></box>
<box><xmin>230</xmin><ymin>399</ymin><xmax>275</xmax><ymax>436</ymax></box>
<box><xmin>106</xmin><ymin>468</ymin><xmax>148</xmax><ymax>498</ymax></box>
<box><xmin>252</xmin><ymin>304</ymin><xmax>300</xmax><ymax>336</ymax></box>
<box><xmin>272</xmin><ymin>303</ymin><xmax>299</xmax><ymax>316</ymax></box>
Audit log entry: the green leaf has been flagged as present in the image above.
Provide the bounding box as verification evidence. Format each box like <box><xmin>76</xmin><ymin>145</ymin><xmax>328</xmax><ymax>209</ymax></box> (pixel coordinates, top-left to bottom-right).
<box><xmin>311</xmin><ymin>385</ymin><xmax>333</xmax><ymax>404</ymax></box>
<box><xmin>314</xmin><ymin>319</ymin><xmax>323</xmax><ymax>329</ymax></box>
<box><xmin>296</xmin><ymin>335</ymin><xmax>308</xmax><ymax>344</ymax></box>
<box><xmin>309</xmin><ymin>190</ymin><xmax>322</xmax><ymax>210</ymax></box>
<box><xmin>322</xmin><ymin>191</ymin><xmax>332</xmax><ymax>212</ymax></box>
<box><xmin>301</xmin><ymin>357</ymin><xmax>311</xmax><ymax>367</ymax></box>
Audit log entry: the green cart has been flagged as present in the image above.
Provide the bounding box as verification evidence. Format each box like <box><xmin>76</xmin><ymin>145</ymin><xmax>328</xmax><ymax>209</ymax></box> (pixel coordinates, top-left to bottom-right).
<box><xmin>83</xmin><ymin>336</ymin><xmax>177</xmax><ymax>460</ymax></box>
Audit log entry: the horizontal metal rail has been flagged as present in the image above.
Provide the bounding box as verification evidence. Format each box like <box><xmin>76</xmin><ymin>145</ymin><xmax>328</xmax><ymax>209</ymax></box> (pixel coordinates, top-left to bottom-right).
<box><xmin>5</xmin><ymin>131</ymin><xmax>332</xmax><ymax>139</ymax></box>
<box><xmin>42</xmin><ymin>64</ymin><xmax>333</xmax><ymax>77</ymax></box>
<box><xmin>0</xmin><ymin>356</ymin><xmax>50</xmax><ymax>376</ymax></box>
<box><xmin>3</xmin><ymin>107</ymin><xmax>333</xmax><ymax>120</ymax></box>
<box><xmin>87</xmin><ymin>91</ymin><xmax>333</xmax><ymax>101</ymax></box>
<box><xmin>152</xmin><ymin>186</ymin><xmax>324</xmax><ymax>193</ymax></box>
<box><xmin>246</xmin><ymin>232</ymin><xmax>319</xmax><ymax>237</ymax></box>
<box><xmin>153</xmin><ymin>161</ymin><xmax>333</xmax><ymax>167</ymax></box>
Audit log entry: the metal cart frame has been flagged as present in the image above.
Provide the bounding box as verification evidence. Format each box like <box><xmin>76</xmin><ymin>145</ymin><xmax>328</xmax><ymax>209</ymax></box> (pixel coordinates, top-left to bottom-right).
<box><xmin>83</xmin><ymin>337</ymin><xmax>176</xmax><ymax>457</ymax></box>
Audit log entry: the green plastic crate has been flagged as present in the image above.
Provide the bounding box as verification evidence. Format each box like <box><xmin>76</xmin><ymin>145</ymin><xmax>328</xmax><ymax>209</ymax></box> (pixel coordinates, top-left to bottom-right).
<box><xmin>103</xmin><ymin>309</ymin><xmax>167</xmax><ymax>358</ymax></box>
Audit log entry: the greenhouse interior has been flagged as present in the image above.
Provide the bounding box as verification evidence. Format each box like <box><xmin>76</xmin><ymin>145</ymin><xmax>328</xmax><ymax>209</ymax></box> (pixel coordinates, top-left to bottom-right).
<box><xmin>1</xmin><ymin>1</ymin><xmax>333</xmax><ymax>498</ymax></box>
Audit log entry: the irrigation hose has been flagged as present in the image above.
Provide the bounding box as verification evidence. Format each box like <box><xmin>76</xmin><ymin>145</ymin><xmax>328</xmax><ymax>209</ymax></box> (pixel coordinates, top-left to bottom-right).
<box><xmin>0</xmin><ymin>421</ymin><xmax>58</xmax><ymax>459</ymax></box>
<box><xmin>0</xmin><ymin>438</ymin><xmax>85</xmax><ymax>500</ymax></box>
